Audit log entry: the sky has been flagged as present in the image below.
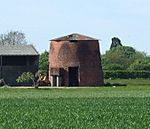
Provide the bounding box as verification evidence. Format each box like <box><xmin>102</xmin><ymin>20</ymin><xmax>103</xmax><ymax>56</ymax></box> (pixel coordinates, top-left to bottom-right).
<box><xmin>0</xmin><ymin>0</ymin><xmax>150</xmax><ymax>54</ymax></box>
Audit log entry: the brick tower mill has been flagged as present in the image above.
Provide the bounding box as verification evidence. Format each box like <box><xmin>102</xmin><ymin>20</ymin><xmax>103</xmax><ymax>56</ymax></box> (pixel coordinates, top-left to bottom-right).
<box><xmin>48</xmin><ymin>33</ymin><xmax>104</xmax><ymax>87</ymax></box>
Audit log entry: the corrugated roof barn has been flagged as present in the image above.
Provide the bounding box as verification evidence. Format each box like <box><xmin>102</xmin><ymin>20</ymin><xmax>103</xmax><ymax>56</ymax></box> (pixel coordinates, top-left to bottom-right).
<box><xmin>0</xmin><ymin>45</ymin><xmax>39</xmax><ymax>85</ymax></box>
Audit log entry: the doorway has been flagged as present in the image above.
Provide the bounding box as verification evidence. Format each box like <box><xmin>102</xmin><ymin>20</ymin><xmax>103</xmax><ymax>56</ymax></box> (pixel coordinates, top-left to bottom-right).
<box><xmin>69</xmin><ymin>67</ymin><xmax>79</xmax><ymax>86</ymax></box>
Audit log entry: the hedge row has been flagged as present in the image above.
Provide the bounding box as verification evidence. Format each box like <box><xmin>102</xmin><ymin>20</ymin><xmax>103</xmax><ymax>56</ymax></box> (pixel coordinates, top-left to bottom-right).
<box><xmin>104</xmin><ymin>70</ymin><xmax>150</xmax><ymax>79</ymax></box>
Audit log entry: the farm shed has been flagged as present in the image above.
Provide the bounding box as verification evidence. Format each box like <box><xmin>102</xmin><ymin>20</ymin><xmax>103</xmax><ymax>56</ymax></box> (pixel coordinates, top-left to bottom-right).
<box><xmin>0</xmin><ymin>45</ymin><xmax>39</xmax><ymax>85</ymax></box>
<box><xmin>49</xmin><ymin>33</ymin><xmax>104</xmax><ymax>87</ymax></box>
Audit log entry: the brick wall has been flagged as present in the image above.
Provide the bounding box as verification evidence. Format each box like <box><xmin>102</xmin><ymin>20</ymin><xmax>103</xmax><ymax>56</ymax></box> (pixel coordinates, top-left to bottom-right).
<box><xmin>49</xmin><ymin>40</ymin><xmax>104</xmax><ymax>86</ymax></box>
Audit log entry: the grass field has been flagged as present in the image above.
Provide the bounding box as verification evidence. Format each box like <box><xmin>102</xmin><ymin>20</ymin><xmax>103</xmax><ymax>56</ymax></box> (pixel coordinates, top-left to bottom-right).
<box><xmin>105</xmin><ymin>78</ymin><xmax>150</xmax><ymax>86</ymax></box>
<box><xmin>0</xmin><ymin>84</ymin><xmax>150</xmax><ymax>128</ymax></box>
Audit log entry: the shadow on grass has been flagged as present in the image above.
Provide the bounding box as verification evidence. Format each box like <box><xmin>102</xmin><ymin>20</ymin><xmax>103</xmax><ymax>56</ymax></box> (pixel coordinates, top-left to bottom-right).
<box><xmin>104</xmin><ymin>82</ymin><xmax>127</xmax><ymax>87</ymax></box>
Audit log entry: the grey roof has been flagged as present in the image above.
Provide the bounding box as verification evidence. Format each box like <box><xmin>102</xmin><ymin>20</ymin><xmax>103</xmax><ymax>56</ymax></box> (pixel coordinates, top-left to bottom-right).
<box><xmin>51</xmin><ymin>33</ymin><xmax>98</xmax><ymax>41</ymax></box>
<box><xmin>0</xmin><ymin>45</ymin><xmax>39</xmax><ymax>56</ymax></box>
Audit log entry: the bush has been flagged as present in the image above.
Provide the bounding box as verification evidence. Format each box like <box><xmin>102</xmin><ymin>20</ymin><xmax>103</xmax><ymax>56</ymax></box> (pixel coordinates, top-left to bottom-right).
<box><xmin>129</xmin><ymin>60</ymin><xmax>150</xmax><ymax>71</ymax></box>
<box><xmin>104</xmin><ymin>70</ymin><xmax>150</xmax><ymax>79</ymax></box>
<box><xmin>103</xmin><ymin>64</ymin><xmax>125</xmax><ymax>70</ymax></box>
<box><xmin>16</xmin><ymin>72</ymin><xmax>37</xmax><ymax>87</ymax></box>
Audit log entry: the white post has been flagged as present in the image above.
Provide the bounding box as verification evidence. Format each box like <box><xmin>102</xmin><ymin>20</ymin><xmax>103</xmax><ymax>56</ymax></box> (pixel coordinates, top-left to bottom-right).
<box><xmin>56</xmin><ymin>76</ymin><xmax>59</xmax><ymax>87</ymax></box>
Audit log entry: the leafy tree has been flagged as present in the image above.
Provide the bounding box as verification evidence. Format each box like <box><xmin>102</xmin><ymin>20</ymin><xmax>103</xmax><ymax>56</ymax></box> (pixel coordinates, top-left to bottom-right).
<box><xmin>102</xmin><ymin>46</ymin><xmax>145</xmax><ymax>70</ymax></box>
<box><xmin>39</xmin><ymin>51</ymin><xmax>49</xmax><ymax>75</ymax></box>
<box><xmin>129</xmin><ymin>57</ymin><xmax>150</xmax><ymax>71</ymax></box>
<box><xmin>0</xmin><ymin>31</ymin><xmax>27</xmax><ymax>45</ymax></box>
<box><xmin>16</xmin><ymin>72</ymin><xmax>38</xmax><ymax>88</ymax></box>
<box><xmin>103</xmin><ymin>64</ymin><xmax>125</xmax><ymax>70</ymax></box>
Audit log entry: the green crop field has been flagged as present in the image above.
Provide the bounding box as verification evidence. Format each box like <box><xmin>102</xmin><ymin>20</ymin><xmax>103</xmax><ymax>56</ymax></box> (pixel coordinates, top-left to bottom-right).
<box><xmin>0</xmin><ymin>85</ymin><xmax>150</xmax><ymax>129</ymax></box>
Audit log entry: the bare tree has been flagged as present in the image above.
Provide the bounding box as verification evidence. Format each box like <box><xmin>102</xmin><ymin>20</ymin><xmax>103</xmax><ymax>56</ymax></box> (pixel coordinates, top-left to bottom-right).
<box><xmin>0</xmin><ymin>31</ymin><xmax>27</xmax><ymax>45</ymax></box>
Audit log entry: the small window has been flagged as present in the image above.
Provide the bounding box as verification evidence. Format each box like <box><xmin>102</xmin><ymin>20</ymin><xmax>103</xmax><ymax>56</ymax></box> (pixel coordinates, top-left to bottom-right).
<box><xmin>70</xmin><ymin>40</ymin><xmax>78</xmax><ymax>43</ymax></box>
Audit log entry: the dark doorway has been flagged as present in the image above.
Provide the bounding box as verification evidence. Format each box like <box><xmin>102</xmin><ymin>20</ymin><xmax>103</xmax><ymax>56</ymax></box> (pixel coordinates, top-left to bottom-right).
<box><xmin>69</xmin><ymin>67</ymin><xmax>79</xmax><ymax>86</ymax></box>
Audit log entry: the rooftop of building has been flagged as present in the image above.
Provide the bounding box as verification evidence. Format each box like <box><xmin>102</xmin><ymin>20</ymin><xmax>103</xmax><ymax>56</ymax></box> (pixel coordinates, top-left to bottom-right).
<box><xmin>51</xmin><ymin>33</ymin><xmax>98</xmax><ymax>41</ymax></box>
<box><xmin>0</xmin><ymin>44</ymin><xmax>39</xmax><ymax>56</ymax></box>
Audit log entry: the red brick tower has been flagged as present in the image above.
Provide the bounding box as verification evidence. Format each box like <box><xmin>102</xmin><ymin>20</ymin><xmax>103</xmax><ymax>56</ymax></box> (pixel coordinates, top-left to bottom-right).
<box><xmin>49</xmin><ymin>33</ymin><xmax>104</xmax><ymax>87</ymax></box>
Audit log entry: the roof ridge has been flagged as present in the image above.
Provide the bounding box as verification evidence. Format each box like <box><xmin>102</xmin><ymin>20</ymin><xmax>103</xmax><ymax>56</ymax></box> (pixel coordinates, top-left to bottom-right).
<box><xmin>51</xmin><ymin>33</ymin><xmax>98</xmax><ymax>41</ymax></box>
<box><xmin>28</xmin><ymin>44</ymin><xmax>39</xmax><ymax>55</ymax></box>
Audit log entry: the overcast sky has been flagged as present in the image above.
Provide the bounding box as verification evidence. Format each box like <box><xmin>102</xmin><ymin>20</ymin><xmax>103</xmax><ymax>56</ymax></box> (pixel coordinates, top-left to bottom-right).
<box><xmin>0</xmin><ymin>0</ymin><xmax>150</xmax><ymax>54</ymax></box>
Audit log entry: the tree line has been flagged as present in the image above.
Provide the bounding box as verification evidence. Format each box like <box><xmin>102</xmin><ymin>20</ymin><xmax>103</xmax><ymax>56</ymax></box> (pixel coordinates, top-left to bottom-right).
<box><xmin>102</xmin><ymin>39</ymin><xmax>150</xmax><ymax>79</ymax></box>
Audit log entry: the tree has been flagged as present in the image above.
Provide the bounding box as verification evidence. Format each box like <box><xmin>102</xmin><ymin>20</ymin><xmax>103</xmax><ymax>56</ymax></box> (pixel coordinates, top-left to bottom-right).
<box><xmin>0</xmin><ymin>31</ymin><xmax>27</xmax><ymax>45</ymax></box>
<box><xmin>16</xmin><ymin>72</ymin><xmax>38</xmax><ymax>88</ymax></box>
<box><xmin>103</xmin><ymin>63</ymin><xmax>125</xmax><ymax>70</ymax></box>
<box><xmin>129</xmin><ymin>57</ymin><xmax>150</xmax><ymax>71</ymax></box>
<box><xmin>39</xmin><ymin>51</ymin><xmax>49</xmax><ymax>75</ymax></box>
<box><xmin>102</xmin><ymin>46</ymin><xmax>145</xmax><ymax>70</ymax></box>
